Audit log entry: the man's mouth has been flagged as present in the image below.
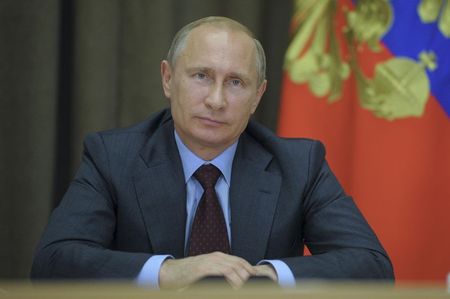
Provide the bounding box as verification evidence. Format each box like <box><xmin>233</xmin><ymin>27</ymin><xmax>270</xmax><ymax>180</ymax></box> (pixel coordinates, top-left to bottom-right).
<box><xmin>197</xmin><ymin>116</ymin><xmax>225</xmax><ymax>127</ymax></box>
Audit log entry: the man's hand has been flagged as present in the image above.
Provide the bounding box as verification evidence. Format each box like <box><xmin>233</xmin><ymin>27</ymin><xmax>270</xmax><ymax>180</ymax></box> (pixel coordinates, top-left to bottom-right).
<box><xmin>159</xmin><ymin>252</ymin><xmax>256</xmax><ymax>290</ymax></box>
<box><xmin>253</xmin><ymin>264</ymin><xmax>278</xmax><ymax>282</ymax></box>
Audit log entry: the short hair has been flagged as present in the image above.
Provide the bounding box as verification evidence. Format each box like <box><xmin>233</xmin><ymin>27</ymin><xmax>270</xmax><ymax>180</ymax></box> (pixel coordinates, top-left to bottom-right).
<box><xmin>166</xmin><ymin>16</ymin><xmax>266</xmax><ymax>86</ymax></box>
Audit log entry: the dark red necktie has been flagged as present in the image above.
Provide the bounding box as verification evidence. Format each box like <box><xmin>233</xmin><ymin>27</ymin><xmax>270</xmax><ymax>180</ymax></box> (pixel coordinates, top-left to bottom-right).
<box><xmin>188</xmin><ymin>164</ymin><xmax>230</xmax><ymax>256</ymax></box>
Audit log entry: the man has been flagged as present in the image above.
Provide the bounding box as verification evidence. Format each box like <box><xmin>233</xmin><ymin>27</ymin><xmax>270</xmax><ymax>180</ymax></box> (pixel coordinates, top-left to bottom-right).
<box><xmin>31</xmin><ymin>16</ymin><xmax>394</xmax><ymax>289</ymax></box>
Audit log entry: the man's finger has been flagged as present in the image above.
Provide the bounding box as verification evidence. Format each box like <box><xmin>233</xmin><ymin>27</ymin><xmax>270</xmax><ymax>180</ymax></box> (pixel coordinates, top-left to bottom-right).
<box><xmin>253</xmin><ymin>264</ymin><xmax>278</xmax><ymax>282</ymax></box>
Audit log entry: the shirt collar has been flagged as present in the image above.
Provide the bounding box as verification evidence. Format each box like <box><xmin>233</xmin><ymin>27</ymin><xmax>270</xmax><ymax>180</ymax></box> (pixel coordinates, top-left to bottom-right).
<box><xmin>174</xmin><ymin>130</ymin><xmax>237</xmax><ymax>186</ymax></box>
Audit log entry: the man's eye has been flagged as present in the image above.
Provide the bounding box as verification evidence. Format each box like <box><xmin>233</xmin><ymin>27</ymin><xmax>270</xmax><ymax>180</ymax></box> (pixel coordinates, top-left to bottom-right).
<box><xmin>195</xmin><ymin>73</ymin><xmax>207</xmax><ymax>80</ymax></box>
<box><xmin>230</xmin><ymin>79</ymin><xmax>242</xmax><ymax>86</ymax></box>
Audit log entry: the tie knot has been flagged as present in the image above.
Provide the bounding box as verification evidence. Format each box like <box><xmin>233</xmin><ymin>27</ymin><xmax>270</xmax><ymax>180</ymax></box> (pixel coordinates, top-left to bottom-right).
<box><xmin>194</xmin><ymin>164</ymin><xmax>221</xmax><ymax>189</ymax></box>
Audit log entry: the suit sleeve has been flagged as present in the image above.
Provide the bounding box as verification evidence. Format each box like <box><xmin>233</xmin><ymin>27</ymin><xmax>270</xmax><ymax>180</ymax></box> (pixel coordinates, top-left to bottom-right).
<box><xmin>281</xmin><ymin>141</ymin><xmax>395</xmax><ymax>280</ymax></box>
<box><xmin>30</xmin><ymin>133</ymin><xmax>151</xmax><ymax>279</ymax></box>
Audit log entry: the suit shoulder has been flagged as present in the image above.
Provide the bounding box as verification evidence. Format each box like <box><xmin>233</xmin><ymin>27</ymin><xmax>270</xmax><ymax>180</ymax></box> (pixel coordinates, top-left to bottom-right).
<box><xmin>246</xmin><ymin>119</ymin><xmax>325</xmax><ymax>159</ymax></box>
<box><xmin>267</xmin><ymin>137</ymin><xmax>327</xmax><ymax>177</ymax></box>
<box><xmin>275</xmin><ymin>136</ymin><xmax>324</xmax><ymax>149</ymax></box>
<box><xmin>84</xmin><ymin>108</ymin><xmax>171</xmax><ymax>146</ymax></box>
<box><xmin>82</xmin><ymin>108</ymin><xmax>172</xmax><ymax>163</ymax></box>
<box><xmin>79</xmin><ymin>109</ymin><xmax>173</xmax><ymax>181</ymax></box>
<box><xmin>277</xmin><ymin>137</ymin><xmax>325</xmax><ymax>158</ymax></box>
<box><xmin>98</xmin><ymin>108</ymin><xmax>171</xmax><ymax>137</ymax></box>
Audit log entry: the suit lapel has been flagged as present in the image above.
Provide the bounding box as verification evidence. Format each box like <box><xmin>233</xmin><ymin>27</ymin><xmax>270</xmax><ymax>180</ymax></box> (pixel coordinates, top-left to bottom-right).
<box><xmin>230</xmin><ymin>132</ymin><xmax>281</xmax><ymax>265</ymax></box>
<box><xmin>133</xmin><ymin>121</ymin><xmax>186</xmax><ymax>258</ymax></box>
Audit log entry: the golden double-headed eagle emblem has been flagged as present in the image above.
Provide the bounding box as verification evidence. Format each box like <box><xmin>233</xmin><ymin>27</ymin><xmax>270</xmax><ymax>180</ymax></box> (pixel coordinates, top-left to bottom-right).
<box><xmin>285</xmin><ymin>0</ymin><xmax>450</xmax><ymax>120</ymax></box>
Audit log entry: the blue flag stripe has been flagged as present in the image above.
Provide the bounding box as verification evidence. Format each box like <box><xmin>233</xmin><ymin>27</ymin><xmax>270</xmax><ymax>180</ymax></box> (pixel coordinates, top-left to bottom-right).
<box><xmin>381</xmin><ymin>0</ymin><xmax>450</xmax><ymax>117</ymax></box>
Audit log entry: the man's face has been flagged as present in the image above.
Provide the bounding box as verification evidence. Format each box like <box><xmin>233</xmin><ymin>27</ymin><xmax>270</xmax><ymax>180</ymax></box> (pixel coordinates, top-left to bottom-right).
<box><xmin>161</xmin><ymin>25</ymin><xmax>266</xmax><ymax>158</ymax></box>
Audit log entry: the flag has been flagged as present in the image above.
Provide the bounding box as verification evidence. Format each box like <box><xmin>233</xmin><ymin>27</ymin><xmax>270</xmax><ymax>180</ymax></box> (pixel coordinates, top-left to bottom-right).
<box><xmin>278</xmin><ymin>0</ymin><xmax>450</xmax><ymax>281</ymax></box>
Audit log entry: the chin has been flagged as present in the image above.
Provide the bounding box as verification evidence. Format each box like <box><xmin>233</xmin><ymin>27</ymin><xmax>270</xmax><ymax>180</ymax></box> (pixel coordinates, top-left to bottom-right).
<box><xmin>194</xmin><ymin>135</ymin><xmax>229</xmax><ymax>148</ymax></box>
<box><xmin>197</xmin><ymin>137</ymin><xmax>226</xmax><ymax>148</ymax></box>
<box><xmin>192</xmin><ymin>127</ymin><xmax>236</xmax><ymax>147</ymax></box>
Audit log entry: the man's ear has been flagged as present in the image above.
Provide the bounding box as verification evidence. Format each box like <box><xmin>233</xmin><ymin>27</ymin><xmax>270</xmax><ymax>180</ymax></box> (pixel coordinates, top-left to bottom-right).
<box><xmin>251</xmin><ymin>79</ymin><xmax>267</xmax><ymax>114</ymax></box>
<box><xmin>161</xmin><ymin>60</ymin><xmax>172</xmax><ymax>98</ymax></box>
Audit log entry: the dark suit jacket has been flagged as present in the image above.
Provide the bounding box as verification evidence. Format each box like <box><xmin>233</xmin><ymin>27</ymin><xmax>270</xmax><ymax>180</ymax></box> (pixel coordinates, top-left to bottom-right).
<box><xmin>31</xmin><ymin>109</ymin><xmax>394</xmax><ymax>280</ymax></box>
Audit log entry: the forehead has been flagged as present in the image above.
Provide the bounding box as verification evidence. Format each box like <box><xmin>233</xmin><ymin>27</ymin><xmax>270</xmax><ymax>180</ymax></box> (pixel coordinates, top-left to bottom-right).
<box><xmin>187</xmin><ymin>23</ymin><xmax>255</xmax><ymax>47</ymax></box>
<box><xmin>177</xmin><ymin>25</ymin><xmax>258</xmax><ymax>79</ymax></box>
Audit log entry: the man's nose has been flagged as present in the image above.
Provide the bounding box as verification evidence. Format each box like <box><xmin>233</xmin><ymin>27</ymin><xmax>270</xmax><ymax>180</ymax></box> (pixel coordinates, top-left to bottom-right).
<box><xmin>205</xmin><ymin>83</ymin><xmax>226</xmax><ymax>110</ymax></box>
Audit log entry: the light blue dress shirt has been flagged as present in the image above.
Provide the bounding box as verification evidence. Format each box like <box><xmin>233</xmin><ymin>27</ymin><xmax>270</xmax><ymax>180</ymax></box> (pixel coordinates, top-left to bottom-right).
<box><xmin>136</xmin><ymin>131</ymin><xmax>295</xmax><ymax>288</ymax></box>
